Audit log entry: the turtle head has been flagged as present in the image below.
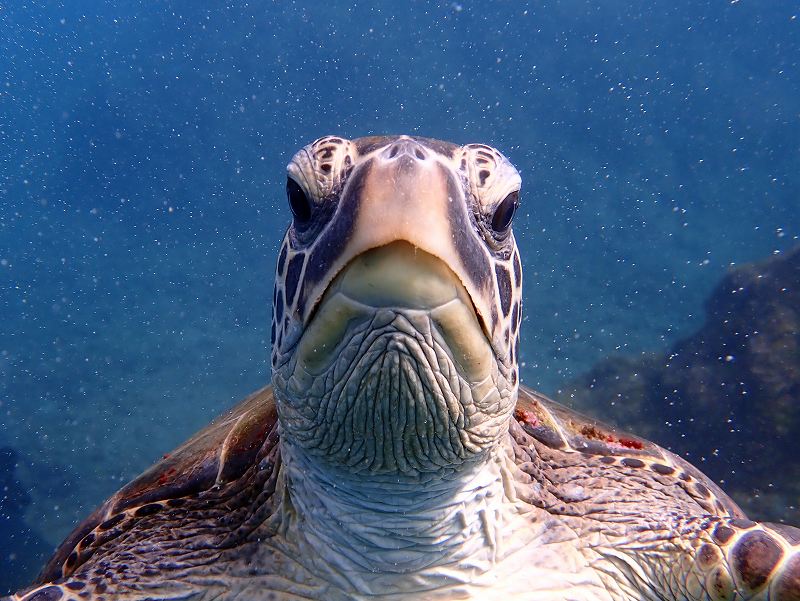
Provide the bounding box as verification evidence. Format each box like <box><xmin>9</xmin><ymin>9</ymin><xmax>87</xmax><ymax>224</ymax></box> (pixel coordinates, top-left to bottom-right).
<box><xmin>271</xmin><ymin>135</ymin><xmax>523</xmax><ymax>474</ymax></box>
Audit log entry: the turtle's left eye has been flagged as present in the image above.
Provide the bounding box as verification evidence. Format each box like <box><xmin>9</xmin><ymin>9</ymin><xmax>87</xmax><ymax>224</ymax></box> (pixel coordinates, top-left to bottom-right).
<box><xmin>491</xmin><ymin>191</ymin><xmax>519</xmax><ymax>233</ymax></box>
<box><xmin>287</xmin><ymin>177</ymin><xmax>312</xmax><ymax>223</ymax></box>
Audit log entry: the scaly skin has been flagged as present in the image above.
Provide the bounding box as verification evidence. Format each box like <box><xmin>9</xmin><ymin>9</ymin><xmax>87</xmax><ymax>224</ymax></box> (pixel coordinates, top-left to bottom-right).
<box><xmin>9</xmin><ymin>136</ymin><xmax>800</xmax><ymax>601</ymax></box>
<box><xmin>11</xmin><ymin>391</ymin><xmax>800</xmax><ymax>600</ymax></box>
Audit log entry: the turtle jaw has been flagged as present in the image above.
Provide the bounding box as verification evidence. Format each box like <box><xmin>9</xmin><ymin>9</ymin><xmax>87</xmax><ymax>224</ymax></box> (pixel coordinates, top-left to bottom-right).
<box><xmin>273</xmin><ymin>242</ymin><xmax>515</xmax><ymax>475</ymax></box>
<box><xmin>295</xmin><ymin>241</ymin><xmax>494</xmax><ymax>382</ymax></box>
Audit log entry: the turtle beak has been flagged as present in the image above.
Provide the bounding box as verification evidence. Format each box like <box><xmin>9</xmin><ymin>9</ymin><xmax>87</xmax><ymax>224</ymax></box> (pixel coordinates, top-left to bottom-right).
<box><xmin>296</xmin><ymin>241</ymin><xmax>493</xmax><ymax>383</ymax></box>
<box><xmin>298</xmin><ymin>137</ymin><xmax>497</xmax><ymax>351</ymax></box>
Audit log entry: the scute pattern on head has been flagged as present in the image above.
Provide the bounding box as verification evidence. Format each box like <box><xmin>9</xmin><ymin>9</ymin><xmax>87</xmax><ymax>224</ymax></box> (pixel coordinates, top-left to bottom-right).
<box><xmin>461</xmin><ymin>143</ymin><xmax>520</xmax><ymax>214</ymax></box>
<box><xmin>290</xmin><ymin>136</ymin><xmax>356</xmax><ymax>201</ymax></box>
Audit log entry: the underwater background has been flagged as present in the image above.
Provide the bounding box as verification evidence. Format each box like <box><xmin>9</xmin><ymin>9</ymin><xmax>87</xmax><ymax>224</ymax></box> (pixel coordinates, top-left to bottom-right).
<box><xmin>1</xmin><ymin>0</ymin><xmax>798</xmax><ymax>594</ymax></box>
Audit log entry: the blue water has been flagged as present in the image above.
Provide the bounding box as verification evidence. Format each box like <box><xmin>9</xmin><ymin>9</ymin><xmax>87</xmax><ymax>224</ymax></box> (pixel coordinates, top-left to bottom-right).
<box><xmin>1</xmin><ymin>1</ymin><xmax>798</xmax><ymax>593</ymax></box>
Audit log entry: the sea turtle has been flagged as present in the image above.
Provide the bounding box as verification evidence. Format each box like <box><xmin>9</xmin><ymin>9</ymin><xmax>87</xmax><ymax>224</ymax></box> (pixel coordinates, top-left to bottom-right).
<box><xmin>8</xmin><ymin>135</ymin><xmax>800</xmax><ymax>601</ymax></box>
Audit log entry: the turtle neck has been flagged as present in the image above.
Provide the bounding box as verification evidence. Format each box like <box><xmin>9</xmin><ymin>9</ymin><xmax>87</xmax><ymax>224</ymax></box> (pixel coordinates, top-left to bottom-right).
<box><xmin>272</xmin><ymin>434</ymin><xmax>536</xmax><ymax>598</ymax></box>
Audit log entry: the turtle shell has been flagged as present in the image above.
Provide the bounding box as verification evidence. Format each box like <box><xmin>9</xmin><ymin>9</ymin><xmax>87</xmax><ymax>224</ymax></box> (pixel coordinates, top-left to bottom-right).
<box><xmin>514</xmin><ymin>384</ymin><xmax>746</xmax><ymax>519</ymax></box>
<box><xmin>37</xmin><ymin>385</ymin><xmax>278</xmax><ymax>583</ymax></box>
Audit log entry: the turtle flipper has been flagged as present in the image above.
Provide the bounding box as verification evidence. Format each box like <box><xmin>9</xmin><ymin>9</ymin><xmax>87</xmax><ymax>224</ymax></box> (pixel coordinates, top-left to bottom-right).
<box><xmin>585</xmin><ymin>516</ymin><xmax>800</xmax><ymax>600</ymax></box>
<box><xmin>685</xmin><ymin>519</ymin><xmax>800</xmax><ymax>600</ymax></box>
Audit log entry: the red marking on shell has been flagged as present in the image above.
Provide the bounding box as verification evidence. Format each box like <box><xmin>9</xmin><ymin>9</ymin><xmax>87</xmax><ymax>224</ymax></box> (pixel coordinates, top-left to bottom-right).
<box><xmin>618</xmin><ymin>437</ymin><xmax>644</xmax><ymax>450</ymax></box>
<box><xmin>514</xmin><ymin>408</ymin><xmax>539</xmax><ymax>427</ymax></box>
<box><xmin>579</xmin><ymin>424</ymin><xmax>643</xmax><ymax>450</ymax></box>
<box><xmin>157</xmin><ymin>467</ymin><xmax>177</xmax><ymax>486</ymax></box>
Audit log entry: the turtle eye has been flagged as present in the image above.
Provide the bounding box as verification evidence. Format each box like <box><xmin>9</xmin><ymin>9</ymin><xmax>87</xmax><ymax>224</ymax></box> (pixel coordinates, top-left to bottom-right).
<box><xmin>286</xmin><ymin>177</ymin><xmax>312</xmax><ymax>223</ymax></box>
<box><xmin>491</xmin><ymin>191</ymin><xmax>519</xmax><ymax>233</ymax></box>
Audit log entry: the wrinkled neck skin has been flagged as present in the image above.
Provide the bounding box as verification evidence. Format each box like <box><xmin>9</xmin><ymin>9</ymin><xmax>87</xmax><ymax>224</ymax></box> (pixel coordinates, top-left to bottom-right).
<box><xmin>276</xmin><ymin>432</ymin><xmax>532</xmax><ymax>597</ymax></box>
<box><xmin>268</xmin><ymin>295</ymin><xmax>537</xmax><ymax>597</ymax></box>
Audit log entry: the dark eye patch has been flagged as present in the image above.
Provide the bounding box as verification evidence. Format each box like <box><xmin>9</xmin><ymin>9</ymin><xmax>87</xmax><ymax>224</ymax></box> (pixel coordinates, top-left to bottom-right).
<box><xmin>491</xmin><ymin>191</ymin><xmax>519</xmax><ymax>233</ymax></box>
<box><xmin>286</xmin><ymin>178</ymin><xmax>312</xmax><ymax>223</ymax></box>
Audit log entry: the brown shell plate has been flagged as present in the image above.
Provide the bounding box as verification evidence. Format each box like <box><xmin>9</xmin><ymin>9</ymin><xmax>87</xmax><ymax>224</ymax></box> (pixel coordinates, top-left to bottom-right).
<box><xmin>38</xmin><ymin>386</ymin><xmax>278</xmax><ymax>583</ymax></box>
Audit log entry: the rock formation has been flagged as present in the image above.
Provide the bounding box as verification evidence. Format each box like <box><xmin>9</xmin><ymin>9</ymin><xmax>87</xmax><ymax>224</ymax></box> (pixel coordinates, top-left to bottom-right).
<box><xmin>558</xmin><ymin>247</ymin><xmax>800</xmax><ymax>523</ymax></box>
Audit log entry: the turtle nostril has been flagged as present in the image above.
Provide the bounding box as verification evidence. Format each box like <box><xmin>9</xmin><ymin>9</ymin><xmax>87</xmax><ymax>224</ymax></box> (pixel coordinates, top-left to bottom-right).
<box><xmin>384</xmin><ymin>139</ymin><xmax>427</xmax><ymax>161</ymax></box>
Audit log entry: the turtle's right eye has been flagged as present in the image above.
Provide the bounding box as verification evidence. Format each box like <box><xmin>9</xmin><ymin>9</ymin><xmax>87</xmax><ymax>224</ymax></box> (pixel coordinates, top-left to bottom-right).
<box><xmin>286</xmin><ymin>177</ymin><xmax>312</xmax><ymax>223</ymax></box>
